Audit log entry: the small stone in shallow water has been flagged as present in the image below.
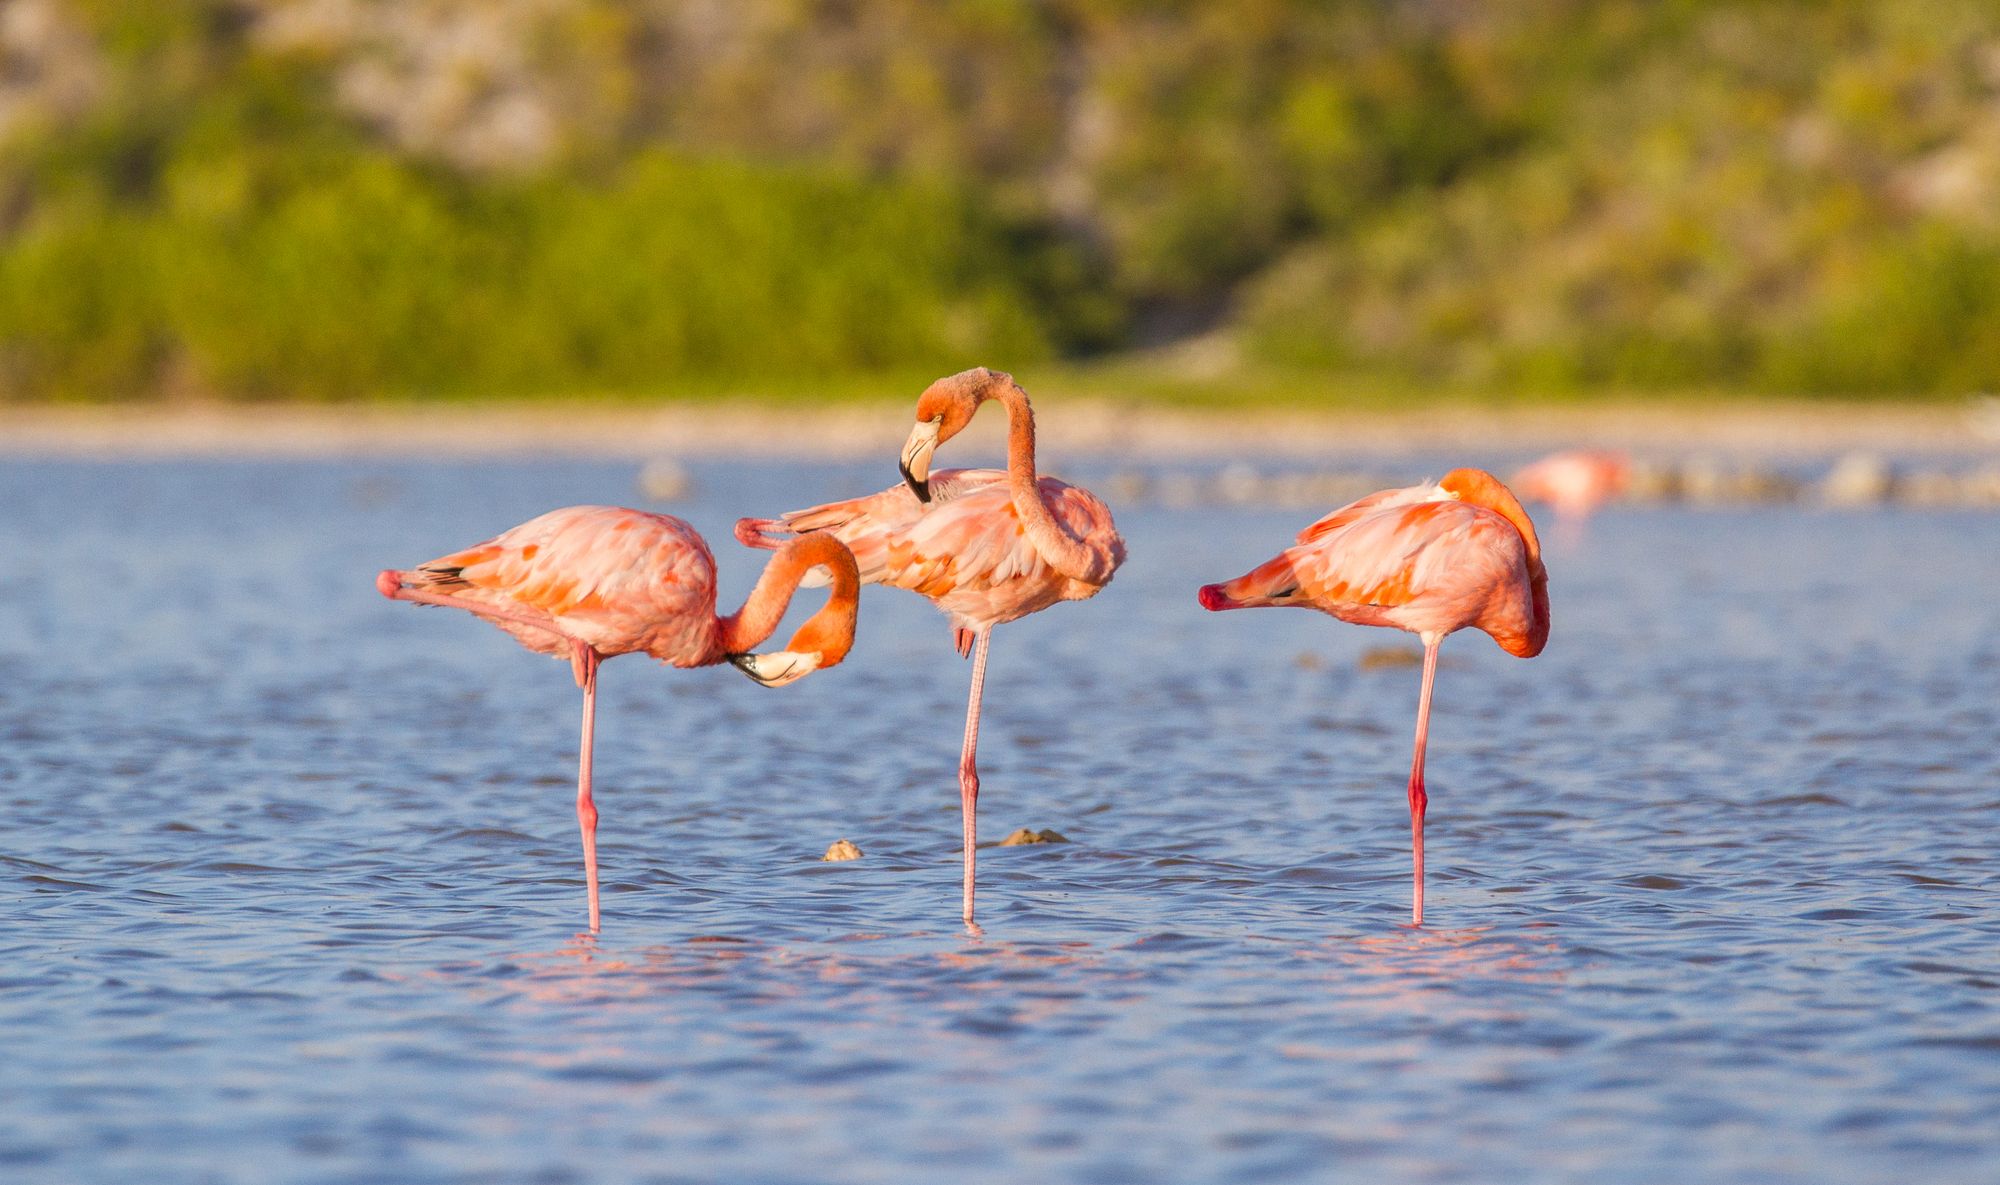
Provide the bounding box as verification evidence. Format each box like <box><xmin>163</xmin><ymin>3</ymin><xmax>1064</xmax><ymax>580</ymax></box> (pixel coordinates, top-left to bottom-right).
<box><xmin>998</xmin><ymin>828</ymin><xmax>1069</xmax><ymax>846</ymax></box>
<box><xmin>821</xmin><ymin>839</ymin><xmax>863</xmax><ymax>862</ymax></box>
<box><xmin>1358</xmin><ymin>645</ymin><xmax>1424</xmax><ymax>670</ymax></box>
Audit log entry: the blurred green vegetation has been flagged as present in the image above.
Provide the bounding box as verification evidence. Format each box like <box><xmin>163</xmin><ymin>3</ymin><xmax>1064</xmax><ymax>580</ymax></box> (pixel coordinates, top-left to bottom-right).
<box><xmin>3</xmin><ymin>0</ymin><xmax>2000</xmax><ymax>401</ymax></box>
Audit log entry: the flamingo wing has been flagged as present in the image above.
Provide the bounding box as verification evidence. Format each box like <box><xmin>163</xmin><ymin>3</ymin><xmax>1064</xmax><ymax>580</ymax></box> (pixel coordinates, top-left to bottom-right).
<box><xmin>882</xmin><ymin>483</ymin><xmax>1046</xmax><ymax>600</ymax></box>
<box><xmin>1294</xmin><ymin>481</ymin><xmax>1442</xmax><ymax>545</ymax></box>
<box><xmin>743</xmin><ymin>469</ymin><xmax>1006</xmax><ymax>586</ymax></box>
<box><xmin>897</xmin><ymin>478</ymin><xmax>1115</xmax><ymax>589</ymax></box>
<box><xmin>1288</xmin><ymin>500</ymin><xmax>1468</xmax><ymax>609</ymax></box>
<box><xmin>414</xmin><ymin>506</ymin><xmax>720</xmax><ymax>663</ymax></box>
<box><xmin>1290</xmin><ymin>499</ymin><xmax>1541</xmax><ymax>652</ymax></box>
<box><xmin>741</xmin><ymin>470</ymin><xmax>1118</xmax><ymax>627</ymax></box>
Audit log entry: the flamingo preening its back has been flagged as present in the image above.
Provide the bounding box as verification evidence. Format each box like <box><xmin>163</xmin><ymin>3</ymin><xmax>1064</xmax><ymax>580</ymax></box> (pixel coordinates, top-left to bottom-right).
<box><xmin>738</xmin><ymin>368</ymin><xmax>1125</xmax><ymax>925</ymax></box>
<box><xmin>1198</xmin><ymin>469</ymin><xmax>1549</xmax><ymax>926</ymax></box>
<box><xmin>379</xmin><ymin>505</ymin><xmax>861</xmax><ymax>932</ymax></box>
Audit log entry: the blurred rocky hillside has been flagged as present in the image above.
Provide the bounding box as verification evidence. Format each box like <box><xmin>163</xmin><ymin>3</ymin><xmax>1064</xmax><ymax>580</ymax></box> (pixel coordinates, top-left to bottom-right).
<box><xmin>5</xmin><ymin>1</ymin><xmax>2000</xmax><ymax>399</ymax></box>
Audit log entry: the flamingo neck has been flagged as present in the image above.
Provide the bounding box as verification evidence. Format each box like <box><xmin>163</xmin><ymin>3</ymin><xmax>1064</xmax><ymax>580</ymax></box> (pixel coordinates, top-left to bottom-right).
<box><xmin>716</xmin><ymin>533</ymin><xmax>859</xmax><ymax>662</ymax></box>
<box><xmin>986</xmin><ymin>380</ymin><xmax>1100</xmax><ymax>583</ymax></box>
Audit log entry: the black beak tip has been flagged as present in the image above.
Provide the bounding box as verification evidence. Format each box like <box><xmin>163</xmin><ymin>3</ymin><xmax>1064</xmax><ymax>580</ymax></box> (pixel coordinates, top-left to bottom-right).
<box><xmin>729</xmin><ymin>653</ymin><xmax>789</xmax><ymax>688</ymax></box>
<box><xmin>900</xmin><ymin>464</ymin><xmax>931</xmax><ymax>504</ymax></box>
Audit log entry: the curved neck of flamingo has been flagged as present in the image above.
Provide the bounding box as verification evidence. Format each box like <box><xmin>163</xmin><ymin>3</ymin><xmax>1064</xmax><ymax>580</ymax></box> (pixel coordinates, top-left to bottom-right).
<box><xmin>716</xmin><ymin>533</ymin><xmax>860</xmax><ymax>661</ymax></box>
<box><xmin>984</xmin><ymin>380</ymin><xmax>1099</xmax><ymax>583</ymax></box>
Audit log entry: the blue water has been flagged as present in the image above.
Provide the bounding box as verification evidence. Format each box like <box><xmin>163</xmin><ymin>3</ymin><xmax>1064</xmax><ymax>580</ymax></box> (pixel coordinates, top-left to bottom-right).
<box><xmin>1</xmin><ymin>455</ymin><xmax>1996</xmax><ymax>1184</ymax></box>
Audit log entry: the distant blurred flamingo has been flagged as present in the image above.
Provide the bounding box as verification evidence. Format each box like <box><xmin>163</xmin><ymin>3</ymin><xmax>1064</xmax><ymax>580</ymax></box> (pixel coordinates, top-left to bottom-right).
<box><xmin>1198</xmin><ymin>469</ymin><xmax>1549</xmax><ymax>925</ymax></box>
<box><xmin>738</xmin><ymin>368</ymin><xmax>1124</xmax><ymax>924</ymax></box>
<box><xmin>1510</xmin><ymin>448</ymin><xmax>1629</xmax><ymax>521</ymax></box>
<box><xmin>378</xmin><ymin>506</ymin><xmax>860</xmax><ymax>932</ymax></box>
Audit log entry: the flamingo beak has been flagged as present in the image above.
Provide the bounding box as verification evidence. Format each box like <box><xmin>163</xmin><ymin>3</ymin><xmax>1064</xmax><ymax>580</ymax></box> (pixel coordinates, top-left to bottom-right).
<box><xmin>899</xmin><ymin>419</ymin><xmax>942</xmax><ymax>503</ymax></box>
<box><xmin>728</xmin><ymin>650</ymin><xmax>821</xmax><ymax>688</ymax></box>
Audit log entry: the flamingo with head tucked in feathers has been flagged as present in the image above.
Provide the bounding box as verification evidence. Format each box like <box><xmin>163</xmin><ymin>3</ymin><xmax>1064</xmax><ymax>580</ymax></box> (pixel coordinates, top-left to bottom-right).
<box><xmin>1510</xmin><ymin>448</ymin><xmax>1629</xmax><ymax>522</ymax></box>
<box><xmin>737</xmin><ymin>368</ymin><xmax>1124</xmax><ymax>925</ymax></box>
<box><xmin>378</xmin><ymin>505</ymin><xmax>861</xmax><ymax>932</ymax></box>
<box><xmin>1198</xmin><ymin>469</ymin><xmax>1549</xmax><ymax>926</ymax></box>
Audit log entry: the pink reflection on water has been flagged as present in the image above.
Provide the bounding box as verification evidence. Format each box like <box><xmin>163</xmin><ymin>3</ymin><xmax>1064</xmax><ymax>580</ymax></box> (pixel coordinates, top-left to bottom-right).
<box><xmin>463</xmin><ymin>929</ymin><xmax>1117</xmax><ymax>1026</ymax></box>
<box><xmin>1286</xmin><ymin>923</ymin><xmax>1568</xmax><ymax>998</ymax></box>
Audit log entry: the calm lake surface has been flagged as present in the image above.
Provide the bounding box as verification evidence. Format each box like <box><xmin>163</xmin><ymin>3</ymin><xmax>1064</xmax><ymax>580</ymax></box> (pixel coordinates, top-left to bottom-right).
<box><xmin>1</xmin><ymin>454</ymin><xmax>1996</xmax><ymax>1184</ymax></box>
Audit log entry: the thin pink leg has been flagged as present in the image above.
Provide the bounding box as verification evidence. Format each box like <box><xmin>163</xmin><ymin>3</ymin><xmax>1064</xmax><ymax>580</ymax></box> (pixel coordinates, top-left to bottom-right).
<box><xmin>576</xmin><ymin>646</ymin><xmax>602</xmax><ymax>934</ymax></box>
<box><xmin>959</xmin><ymin>628</ymin><xmax>992</xmax><ymax>924</ymax></box>
<box><xmin>1407</xmin><ymin>639</ymin><xmax>1440</xmax><ymax>926</ymax></box>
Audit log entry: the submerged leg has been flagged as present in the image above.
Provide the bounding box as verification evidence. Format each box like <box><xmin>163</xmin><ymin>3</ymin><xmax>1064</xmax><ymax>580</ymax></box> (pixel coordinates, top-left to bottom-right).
<box><xmin>1407</xmin><ymin>639</ymin><xmax>1440</xmax><ymax>926</ymax></box>
<box><xmin>959</xmin><ymin>628</ymin><xmax>993</xmax><ymax>924</ymax></box>
<box><xmin>575</xmin><ymin>645</ymin><xmax>602</xmax><ymax>933</ymax></box>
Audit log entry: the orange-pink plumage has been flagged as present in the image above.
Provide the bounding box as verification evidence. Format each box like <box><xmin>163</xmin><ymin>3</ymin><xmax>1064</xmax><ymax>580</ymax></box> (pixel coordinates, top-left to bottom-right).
<box><xmin>743</xmin><ymin>470</ymin><xmax>1119</xmax><ymax>637</ymax></box>
<box><xmin>1199</xmin><ymin>469</ymin><xmax>1549</xmax><ymax>925</ymax></box>
<box><xmin>402</xmin><ymin>507</ymin><xmax>729</xmax><ymax>668</ymax></box>
<box><xmin>1510</xmin><ymin>448</ymin><xmax>1629</xmax><ymax>521</ymax></box>
<box><xmin>739</xmin><ymin>368</ymin><xmax>1124</xmax><ymax>924</ymax></box>
<box><xmin>379</xmin><ymin>505</ymin><xmax>861</xmax><ymax>931</ymax></box>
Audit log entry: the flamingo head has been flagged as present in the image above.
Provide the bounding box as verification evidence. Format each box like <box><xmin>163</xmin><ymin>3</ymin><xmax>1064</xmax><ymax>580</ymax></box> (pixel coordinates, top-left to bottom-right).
<box><xmin>728</xmin><ymin>650</ymin><xmax>822</xmax><ymax>688</ymax></box>
<box><xmin>726</xmin><ymin>533</ymin><xmax>859</xmax><ymax>687</ymax></box>
<box><xmin>727</xmin><ymin>614</ymin><xmax>854</xmax><ymax>688</ymax></box>
<box><xmin>902</xmin><ymin>368</ymin><xmax>1011</xmax><ymax>502</ymax></box>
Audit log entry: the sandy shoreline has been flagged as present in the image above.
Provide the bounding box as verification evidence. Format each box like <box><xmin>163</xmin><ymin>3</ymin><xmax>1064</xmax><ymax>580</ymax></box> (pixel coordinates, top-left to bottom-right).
<box><xmin>1</xmin><ymin>399</ymin><xmax>1995</xmax><ymax>460</ymax></box>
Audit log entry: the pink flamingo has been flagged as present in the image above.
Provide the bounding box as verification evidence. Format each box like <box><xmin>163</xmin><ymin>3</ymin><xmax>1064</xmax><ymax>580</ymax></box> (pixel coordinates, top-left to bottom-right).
<box><xmin>1510</xmin><ymin>448</ymin><xmax>1629</xmax><ymax>521</ymax></box>
<box><xmin>1197</xmin><ymin>469</ymin><xmax>1549</xmax><ymax>926</ymax></box>
<box><xmin>378</xmin><ymin>505</ymin><xmax>861</xmax><ymax>932</ymax></box>
<box><xmin>737</xmin><ymin>368</ymin><xmax>1125</xmax><ymax>924</ymax></box>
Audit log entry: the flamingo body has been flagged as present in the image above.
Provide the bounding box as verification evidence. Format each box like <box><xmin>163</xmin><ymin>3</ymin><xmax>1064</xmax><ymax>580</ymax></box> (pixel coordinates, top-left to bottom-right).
<box><xmin>399</xmin><ymin>506</ymin><xmax>726</xmax><ymax>666</ymax></box>
<box><xmin>1202</xmin><ymin>475</ymin><xmax>1546</xmax><ymax>658</ymax></box>
<box><xmin>1199</xmin><ymin>469</ymin><xmax>1549</xmax><ymax>925</ymax></box>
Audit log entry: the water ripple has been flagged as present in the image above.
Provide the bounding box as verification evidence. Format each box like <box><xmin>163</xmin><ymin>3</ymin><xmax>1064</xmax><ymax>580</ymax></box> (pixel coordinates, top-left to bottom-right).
<box><xmin>0</xmin><ymin>459</ymin><xmax>1996</xmax><ymax>1184</ymax></box>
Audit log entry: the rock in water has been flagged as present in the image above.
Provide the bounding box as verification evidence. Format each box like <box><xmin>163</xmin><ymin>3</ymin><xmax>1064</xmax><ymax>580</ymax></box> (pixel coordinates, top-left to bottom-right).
<box><xmin>998</xmin><ymin>828</ymin><xmax>1070</xmax><ymax>846</ymax></box>
<box><xmin>821</xmin><ymin>839</ymin><xmax>863</xmax><ymax>862</ymax></box>
<box><xmin>1358</xmin><ymin>645</ymin><xmax>1424</xmax><ymax>670</ymax></box>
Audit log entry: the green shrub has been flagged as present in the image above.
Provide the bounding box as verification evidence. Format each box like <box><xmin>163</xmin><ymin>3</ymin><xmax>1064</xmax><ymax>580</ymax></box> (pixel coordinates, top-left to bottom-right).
<box><xmin>1</xmin><ymin>144</ymin><xmax>1062</xmax><ymax>399</ymax></box>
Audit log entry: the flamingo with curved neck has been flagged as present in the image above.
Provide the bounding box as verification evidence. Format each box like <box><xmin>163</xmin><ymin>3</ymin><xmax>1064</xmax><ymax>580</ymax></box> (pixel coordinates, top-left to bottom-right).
<box><xmin>378</xmin><ymin>505</ymin><xmax>860</xmax><ymax>931</ymax></box>
<box><xmin>898</xmin><ymin>368</ymin><xmax>1117</xmax><ymax>586</ymax></box>
<box><xmin>739</xmin><ymin>368</ymin><xmax>1125</xmax><ymax>926</ymax></box>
